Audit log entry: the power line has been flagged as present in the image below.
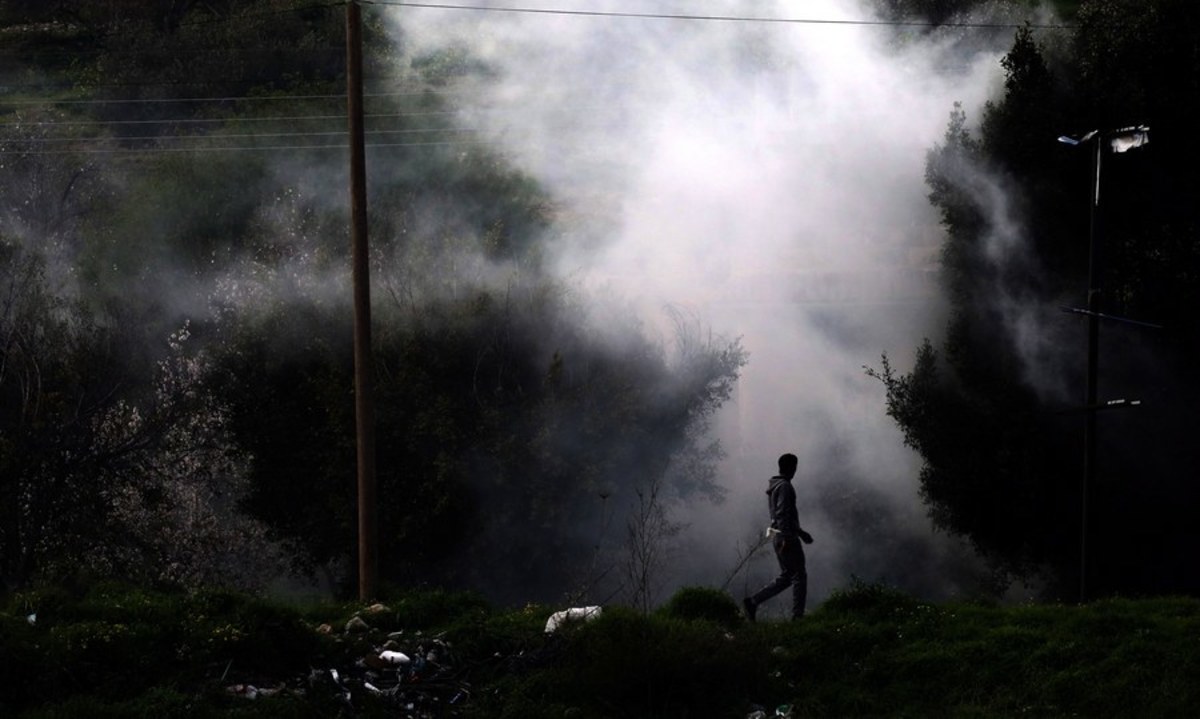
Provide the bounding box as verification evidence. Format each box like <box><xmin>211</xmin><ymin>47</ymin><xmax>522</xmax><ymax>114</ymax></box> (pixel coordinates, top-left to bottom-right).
<box><xmin>0</xmin><ymin>114</ymin><xmax>343</xmax><ymax>128</ymax></box>
<box><xmin>6</xmin><ymin>127</ymin><xmax>475</xmax><ymax>144</ymax></box>
<box><xmin>0</xmin><ymin>46</ymin><xmax>345</xmax><ymax>59</ymax></box>
<box><xmin>0</xmin><ymin>77</ymin><xmax>433</xmax><ymax>93</ymax></box>
<box><xmin>0</xmin><ymin>93</ymin><xmax>345</xmax><ymax>107</ymax></box>
<box><xmin>364</xmin><ymin>1</ymin><xmax>1077</xmax><ymax>29</ymax></box>
<box><xmin>0</xmin><ymin>110</ymin><xmax>462</xmax><ymax>128</ymax></box>
<box><xmin>0</xmin><ymin>140</ymin><xmax>467</xmax><ymax>156</ymax></box>
<box><xmin>0</xmin><ymin>92</ymin><xmax>468</xmax><ymax>115</ymax></box>
<box><xmin>0</xmin><ymin>91</ymin><xmax>450</xmax><ymax>108</ymax></box>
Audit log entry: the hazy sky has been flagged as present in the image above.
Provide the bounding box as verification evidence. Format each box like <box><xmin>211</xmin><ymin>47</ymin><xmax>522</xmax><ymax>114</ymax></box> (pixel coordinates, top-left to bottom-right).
<box><xmin>382</xmin><ymin>0</ymin><xmax>1038</xmax><ymax>604</ymax></box>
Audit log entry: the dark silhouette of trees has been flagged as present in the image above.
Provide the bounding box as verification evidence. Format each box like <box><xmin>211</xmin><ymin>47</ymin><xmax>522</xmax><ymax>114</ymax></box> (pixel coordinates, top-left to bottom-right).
<box><xmin>874</xmin><ymin>2</ymin><xmax>1200</xmax><ymax>598</ymax></box>
<box><xmin>0</xmin><ymin>2</ymin><xmax>746</xmax><ymax>599</ymax></box>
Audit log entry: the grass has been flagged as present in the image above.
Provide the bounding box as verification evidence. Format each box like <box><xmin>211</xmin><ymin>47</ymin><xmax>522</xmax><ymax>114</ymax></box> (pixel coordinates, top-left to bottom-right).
<box><xmin>2</xmin><ymin>581</ymin><xmax>1199</xmax><ymax>718</ymax></box>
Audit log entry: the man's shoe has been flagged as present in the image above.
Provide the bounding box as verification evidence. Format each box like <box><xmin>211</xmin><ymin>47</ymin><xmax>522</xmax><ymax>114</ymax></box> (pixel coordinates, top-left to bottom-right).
<box><xmin>742</xmin><ymin>598</ymin><xmax>757</xmax><ymax>623</ymax></box>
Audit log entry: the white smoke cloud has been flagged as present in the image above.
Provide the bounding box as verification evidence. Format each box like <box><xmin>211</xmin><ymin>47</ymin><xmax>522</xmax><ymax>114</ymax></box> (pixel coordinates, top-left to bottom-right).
<box><xmin>381</xmin><ymin>0</ymin><xmax>1035</xmax><ymax>603</ymax></box>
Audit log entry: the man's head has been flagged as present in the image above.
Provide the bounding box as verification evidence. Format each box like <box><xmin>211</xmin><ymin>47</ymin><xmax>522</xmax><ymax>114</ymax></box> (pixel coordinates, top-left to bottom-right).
<box><xmin>778</xmin><ymin>453</ymin><xmax>798</xmax><ymax>479</ymax></box>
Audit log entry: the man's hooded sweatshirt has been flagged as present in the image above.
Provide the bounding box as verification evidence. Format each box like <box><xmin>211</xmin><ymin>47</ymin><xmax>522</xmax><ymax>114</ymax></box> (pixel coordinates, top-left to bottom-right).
<box><xmin>767</xmin><ymin>475</ymin><xmax>801</xmax><ymax>537</ymax></box>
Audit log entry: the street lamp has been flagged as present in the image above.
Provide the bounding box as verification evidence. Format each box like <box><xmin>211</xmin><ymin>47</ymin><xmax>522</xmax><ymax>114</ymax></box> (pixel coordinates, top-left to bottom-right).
<box><xmin>1057</xmin><ymin>125</ymin><xmax>1150</xmax><ymax>603</ymax></box>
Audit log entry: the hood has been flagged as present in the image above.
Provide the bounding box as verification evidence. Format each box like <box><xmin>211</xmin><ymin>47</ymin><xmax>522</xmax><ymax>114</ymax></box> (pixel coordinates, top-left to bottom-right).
<box><xmin>766</xmin><ymin>476</ymin><xmax>791</xmax><ymax>494</ymax></box>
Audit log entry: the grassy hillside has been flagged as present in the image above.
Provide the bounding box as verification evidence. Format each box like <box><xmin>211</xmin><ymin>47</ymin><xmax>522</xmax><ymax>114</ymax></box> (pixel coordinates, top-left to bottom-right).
<box><xmin>3</xmin><ymin>582</ymin><xmax>1197</xmax><ymax>718</ymax></box>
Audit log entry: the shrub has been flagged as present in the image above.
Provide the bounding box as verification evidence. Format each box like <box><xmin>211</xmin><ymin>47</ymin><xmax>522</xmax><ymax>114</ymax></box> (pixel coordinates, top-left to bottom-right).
<box><xmin>386</xmin><ymin>588</ymin><xmax>491</xmax><ymax>630</ymax></box>
<box><xmin>185</xmin><ymin>590</ymin><xmax>320</xmax><ymax>679</ymax></box>
<box><xmin>658</xmin><ymin>586</ymin><xmax>743</xmax><ymax>630</ymax></box>
<box><xmin>820</xmin><ymin>579</ymin><xmax>918</xmax><ymax>620</ymax></box>
<box><xmin>530</xmin><ymin>607</ymin><xmax>769</xmax><ymax>717</ymax></box>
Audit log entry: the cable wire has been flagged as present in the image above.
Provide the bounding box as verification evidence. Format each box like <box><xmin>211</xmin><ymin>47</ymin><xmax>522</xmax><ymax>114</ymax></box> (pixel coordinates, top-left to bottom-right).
<box><xmin>6</xmin><ymin>127</ymin><xmax>476</xmax><ymax>144</ymax></box>
<box><xmin>0</xmin><ymin>94</ymin><xmax>346</xmax><ymax>107</ymax></box>
<box><xmin>0</xmin><ymin>91</ymin><xmax>456</xmax><ymax>108</ymax></box>
<box><xmin>0</xmin><ymin>78</ymin><xmax>443</xmax><ymax>93</ymax></box>
<box><xmin>364</xmin><ymin>1</ymin><xmax>1077</xmax><ymax>29</ymax></box>
<box><xmin>0</xmin><ymin>110</ymin><xmax>465</xmax><ymax>128</ymax></box>
<box><xmin>0</xmin><ymin>46</ymin><xmax>345</xmax><ymax>59</ymax></box>
<box><xmin>0</xmin><ymin>140</ymin><xmax>467</xmax><ymax>156</ymax></box>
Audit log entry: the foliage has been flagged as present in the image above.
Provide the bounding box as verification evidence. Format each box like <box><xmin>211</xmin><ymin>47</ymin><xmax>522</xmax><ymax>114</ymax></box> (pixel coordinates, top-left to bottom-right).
<box><xmin>213</xmin><ymin>267</ymin><xmax>745</xmax><ymax>601</ymax></box>
<box><xmin>622</xmin><ymin>476</ymin><xmax>685</xmax><ymax>614</ymax></box>
<box><xmin>5</xmin><ymin>581</ymin><xmax>1200</xmax><ymax>717</ymax></box>
<box><xmin>875</xmin><ymin>0</ymin><xmax>1200</xmax><ymax>598</ymax></box>
<box><xmin>873</xmin><ymin>0</ymin><xmax>1011</xmax><ymax>25</ymax></box>
<box><xmin>487</xmin><ymin>605</ymin><xmax>770</xmax><ymax>719</ymax></box>
<box><xmin>0</xmin><ymin>0</ymin><xmax>746</xmax><ymax>603</ymax></box>
<box><xmin>378</xmin><ymin>587</ymin><xmax>492</xmax><ymax>630</ymax></box>
<box><xmin>867</xmin><ymin>341</ymin><xmax>1077</xmax><ymax>586</ymax></box>
<box><xmin>0</xmin><ymin>239</ymin><xmax>287</xmax><ymax>591</ymax></box>
<box><xmin>55</xmin><ymin>1</ymin><xmax>354</xmax><ymax>97</ymax></box>
<box><xmin>820</xmin><ymin>577</ymin><xmax>919</xmax><ymax>618</ymax></box>
<box><xmin>657</xmin><ymin>585</ymin><xmax>744</xmax><ymax>630</ymax></box>
<box><xmin>0</xmin><ymin>581</ymin><xmax>322</xmax><ymax>716</ymax></box>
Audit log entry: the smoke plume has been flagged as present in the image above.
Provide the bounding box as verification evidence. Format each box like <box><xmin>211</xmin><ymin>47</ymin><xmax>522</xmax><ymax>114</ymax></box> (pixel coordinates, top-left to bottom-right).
<box><xmin>378</xmin><ymin>0</ymin><xmax>1050</xmax><ymax>605</ymax></box>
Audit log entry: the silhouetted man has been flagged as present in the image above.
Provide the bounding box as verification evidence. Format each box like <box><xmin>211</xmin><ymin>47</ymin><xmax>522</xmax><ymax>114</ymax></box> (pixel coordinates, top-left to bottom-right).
<box><xmin>743</xmin><ymin>452</ymin><xmax>813</xmax><ymax>621</ymax></box>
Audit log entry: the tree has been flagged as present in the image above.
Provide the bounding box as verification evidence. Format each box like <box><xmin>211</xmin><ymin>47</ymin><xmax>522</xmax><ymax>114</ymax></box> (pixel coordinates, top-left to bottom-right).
<box><xmin>213</xmin><ymin>269</ymin><xmax>745</xmax><ymax>603</ymax></box>
<box><xmin>868</xmin><ymin>341</ymin><xmax>1077</xmax><ymax>589</ymax></box>
<box><xmin>876</xmin><ymin>1</ymin><xmax>1200</xmax><ymax>597</ymax></box>
<box><xmin>0</xmin><ymin>241</ymin><xmax>132</xmax><ymax>589</ymax></box>
<box><xmin>0</xmin><ymin>242</ymin><xmax>281</xmax><ymax>590</ymax></box>
<box><xmin>0</xmin><ymin>3</ymin><xmax>750</xmax><ymax>603</ymax></box>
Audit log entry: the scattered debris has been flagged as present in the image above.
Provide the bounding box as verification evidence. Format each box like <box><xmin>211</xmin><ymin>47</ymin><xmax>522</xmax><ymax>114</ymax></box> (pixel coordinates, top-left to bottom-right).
<box><xmin>544</xmin><ymin>606</ymin><xmax>603</xmax><ymax>634</ymax></box>
<box><xmin>366</xmin><ymin>602</ymin><xmax>391</xmax><ymax>615</ymax></box>
<box><xmin>746</xmin><ymin>702</ymin><xmax>794</xmax><ymax>718</ymax></box>
<box><xmin>345</xmin><ymin>616</ymin><xmax>370</xmax><ymax>633</ymax></box>
<box><xmin>379</xmin><ymin>650</ymin><xmax>411</xmax><ymax>666</ymax></box>
<box><xmin>316</xmin><ymin>623</ymin><xmax>333</xmax><ymax>635</ymax></box>
<box><xmin>225</xmin><ymin>683</ymin><xmax>283</xmax><ymax>700</ymax></box>
<box><xmin>225</xmin><ymin>629</ymin><xmax>473</xmax><ymax>717</ymax></box>
<box><xmin>227</xmin><ymin>683</ymin><xmax>260</xmax><ymax>700</ymax></box>
<box><xmin>26</xmin><ymin>612</ymin><xmax>36</xmax><ymax>626</ymax></box>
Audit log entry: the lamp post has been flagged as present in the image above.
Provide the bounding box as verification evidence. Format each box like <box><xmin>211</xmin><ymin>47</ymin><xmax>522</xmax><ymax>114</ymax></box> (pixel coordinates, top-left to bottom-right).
<box><xmin>1057</xmin><ymin>125</ymin><xmax>1149</xmax><ymax>602</ymax></box>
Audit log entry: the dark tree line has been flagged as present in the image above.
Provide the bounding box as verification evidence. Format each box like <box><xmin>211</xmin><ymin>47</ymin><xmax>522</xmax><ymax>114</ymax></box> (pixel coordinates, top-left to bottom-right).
<box><xmin>874</xmin><ymin>0</ymin><xmax>1200</xmax><ymax>598</ymax></box>
<box><xmin>0</xmin><ymin>2</ymin><xmax>744</xmax><ymax>600</ymax></box>
<box><xmin>12</xmin><ymin>0</ymin><xmax>1196</xmax><ymax>605</ymax></box>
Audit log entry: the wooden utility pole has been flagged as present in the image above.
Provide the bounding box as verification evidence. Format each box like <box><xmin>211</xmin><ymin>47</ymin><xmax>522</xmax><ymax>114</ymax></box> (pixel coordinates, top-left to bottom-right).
<box><xmin>346</xmin><ymin>0</ymin><xmax>378</xmax><ymax>601</ymax></box>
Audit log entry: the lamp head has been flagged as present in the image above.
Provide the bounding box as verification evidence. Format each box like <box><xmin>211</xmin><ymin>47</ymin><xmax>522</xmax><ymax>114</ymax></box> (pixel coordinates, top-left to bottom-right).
<box><xmin>1058</xmin><ymin>130</ymin><xmax>1099</xmax><ymax>146</ymax></box>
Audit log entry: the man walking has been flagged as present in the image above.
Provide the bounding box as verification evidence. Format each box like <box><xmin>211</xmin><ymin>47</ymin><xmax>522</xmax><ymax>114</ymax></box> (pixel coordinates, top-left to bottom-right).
<box><xmin>744</xmin><ymin>453</ymin><xmax>813</xmax><ymax>621</ymax></box>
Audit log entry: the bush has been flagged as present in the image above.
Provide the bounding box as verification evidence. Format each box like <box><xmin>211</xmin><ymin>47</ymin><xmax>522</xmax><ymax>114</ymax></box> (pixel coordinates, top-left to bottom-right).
<box><xmin>185</xmin><ymin>590</ymin><xmax>321</xmax><ymax>679</ymax></box>
<box><xmin>522</xmin><ymin>607</ymin><xmax>769</xmax><ymax>718</ymax></box>
<box><xmin>386</xmin><ymin>588</ymin><xmax>492</xmax><ymax>630</ymax></box>
<box><xmin>0</xmin><ymin>580</ymin><xmax>331</xmax><ymax>715</ymax></box>
<box><xmin>0</xmin><ymin>611</ymin><xmax>52</xmax><ymax>712</ymax></box>
<box><xmin>820</xmin><ymin>579</ymin><xmax>918</xmax><ymax>620</ymax></box>
<box><xmin>442</xmin><ymin>603</ymin><xmax>548</xmax><ymax>661</ymax></box>
<box><xmin>658</xmin><ymin>586</ymin><xmax>743</xmax><ymax>630</ymax></box>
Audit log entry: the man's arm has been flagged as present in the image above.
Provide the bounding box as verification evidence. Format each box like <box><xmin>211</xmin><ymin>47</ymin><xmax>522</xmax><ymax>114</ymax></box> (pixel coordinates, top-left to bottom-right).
<box><xmin>772</xmin><ymin>481</ymin><xmax>810</xmax><ymax>542</ymax></box>
<box><xmin>778</xmin><ymin>482</ymin><xmax>813</xmax><ymax>544</ymax></box>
